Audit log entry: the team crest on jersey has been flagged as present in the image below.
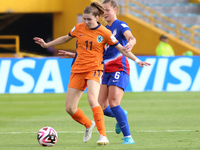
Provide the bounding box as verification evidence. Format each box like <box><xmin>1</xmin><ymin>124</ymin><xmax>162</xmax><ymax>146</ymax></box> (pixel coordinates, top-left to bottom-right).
<box><xmin>97</xmin><ymin>36</ymin><xmax>103</xmax><ymax>43</ymax></box>
<box><xmin>113</xmin><ymin>29</ymin><xmax>117</xmax><ymax>36</ymax></box>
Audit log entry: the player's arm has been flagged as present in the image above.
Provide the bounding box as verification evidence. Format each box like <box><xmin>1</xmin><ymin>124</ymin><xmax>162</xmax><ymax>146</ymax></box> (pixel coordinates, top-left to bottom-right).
<box><xmin>123</xmin><ymin>30</ymin><xmax>136</xmax><ymax>51</ymax></box>
<box><xmin>115</xmin><ymin>43</ymin><xmax>151</xmax><ymax>67</ymax></box>
<box><xmin>33</xmin><ymin>35</ymin><xmax>74</xmax><ymax>48</ymax></box>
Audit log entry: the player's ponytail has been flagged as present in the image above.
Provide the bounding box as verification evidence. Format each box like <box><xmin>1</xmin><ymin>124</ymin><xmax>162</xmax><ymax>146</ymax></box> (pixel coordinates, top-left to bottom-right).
<box><xmin>84</xmin><ymin>2</ymin><xmax>104</xmax><ymax>17</ymax></box>
<box><xmin>91</xmin><ymin>2</ymin><xmax>104</xmax><ymax>17</ymax></box>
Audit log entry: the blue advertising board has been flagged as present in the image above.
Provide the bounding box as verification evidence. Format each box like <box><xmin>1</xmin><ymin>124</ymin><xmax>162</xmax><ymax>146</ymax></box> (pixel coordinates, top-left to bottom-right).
<box><xmin>0</xmin><ymin>56</ymin><xmax>199</xmax><ymax>93</ymax></box>
<box><xmin>128</xmin><ymin>56</ymin><xmax>200</xmax><ymax>92</ymax></box>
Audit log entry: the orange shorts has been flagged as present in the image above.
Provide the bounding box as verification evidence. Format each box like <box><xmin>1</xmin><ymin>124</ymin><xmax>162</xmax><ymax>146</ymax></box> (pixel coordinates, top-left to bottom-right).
<box><xmin>68</xmin><ymin>70</ymin><xmax>103</xmax><ymax>91</ymax></box>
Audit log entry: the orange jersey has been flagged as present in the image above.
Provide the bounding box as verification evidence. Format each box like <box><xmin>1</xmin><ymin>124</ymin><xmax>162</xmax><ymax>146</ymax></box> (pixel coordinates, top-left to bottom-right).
<box><xmin>69</xmin><ymin>22</ymin><xmax>119</xmax><ymax>73</ymax></box>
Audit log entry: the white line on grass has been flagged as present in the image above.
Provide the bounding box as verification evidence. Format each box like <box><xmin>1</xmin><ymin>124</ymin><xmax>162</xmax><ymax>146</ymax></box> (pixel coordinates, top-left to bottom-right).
<box><xmin>137</xmin><ymin>130</ymin><xmax>198</xmax><ymax>132</ymax></box>
<box><xmin>0</xmin><ymin>130</ymin><xmax>199</xmax><ymax>134</ymax></box>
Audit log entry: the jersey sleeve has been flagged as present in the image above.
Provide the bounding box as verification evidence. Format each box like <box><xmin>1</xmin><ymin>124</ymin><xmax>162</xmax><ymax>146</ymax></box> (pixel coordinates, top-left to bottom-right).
<box><xmin>104</xmin><ymin>28</ymin><xmax>119</xmax><ymax>46</ymax></box>
<box><xmin>68</xmin><ymin>24</ymin><xmax>79</xmax><ymax>37</ymax></box>
<box><xmin>120</xmin><ymin>21</ymin><xmax>131</xmax><ymax>34</ymax></box>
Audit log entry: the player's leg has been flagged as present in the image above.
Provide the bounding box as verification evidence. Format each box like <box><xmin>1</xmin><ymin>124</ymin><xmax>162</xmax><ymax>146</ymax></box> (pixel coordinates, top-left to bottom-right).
<box><xmin>106</xmin><ymin>71</ymin><xmax>127</xmax><ymax>134</ymax></box>
<box><xmin>66</xmin><ymin>87</ymin><xmax>95</xmax><ymax>142</ymax></box>
<box><xmin>67</xmin><ymin>73</ymin><xmax>95</xmax><ymax>143</ymax></box>
<box><xmin>108</xmin><ymin>85</ymin><xmax>124</xmax><ymax>134</ymax></box>
<box><xmin>109</xmin><ymin>86</ymin><xmax>134</xmax><ymax>144</ymax></box>
<box><xmin>65</xmin><ymin>87</ymin><xmax>83</xmax><ymax>115</ymax></box>
<box><xmin>98</xmin><ymin>84</ymin><xmax>115</xmax><ymax>117</ymax></box>
<box><xmin>87</xmin><ymin>71</ymin><xmax>109</xmax><ymax>145</ymax></box>
<box><xmin>98</xmin><ymin>84</ymin><xmax>109</xmax><ymax>110</ymax></box>
<box><xmin>108</xmin><ymin>71</ymin><xmax>135</xmax><ymax>144</ymax></box>
<box><xmin>98</xmin><ymin>72</ymin><xmax>115</xmax><ymax>117</ymax></box>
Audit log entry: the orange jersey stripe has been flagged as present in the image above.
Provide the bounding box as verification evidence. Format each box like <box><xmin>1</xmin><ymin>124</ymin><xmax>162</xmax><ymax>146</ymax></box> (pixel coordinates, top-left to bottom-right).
<box><xmin>69</xmin><ymin>23</ymin><xmax>119</xmax><ymax>73</ymax></box>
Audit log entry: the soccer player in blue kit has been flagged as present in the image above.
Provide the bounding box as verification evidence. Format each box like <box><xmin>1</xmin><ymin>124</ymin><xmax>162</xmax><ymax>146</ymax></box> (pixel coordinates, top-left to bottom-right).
<box><xmin>98</xmin><ymin>0</ymin><xmax>150</xmax><ymax>144</ymax></box>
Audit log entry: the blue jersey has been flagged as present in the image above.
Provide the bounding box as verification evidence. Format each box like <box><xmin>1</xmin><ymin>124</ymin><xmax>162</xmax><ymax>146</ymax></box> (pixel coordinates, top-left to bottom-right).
<box><xmin>103</xmin><ymin>19</ymin><xmax>130</xmax><ymax>75</ymax></box>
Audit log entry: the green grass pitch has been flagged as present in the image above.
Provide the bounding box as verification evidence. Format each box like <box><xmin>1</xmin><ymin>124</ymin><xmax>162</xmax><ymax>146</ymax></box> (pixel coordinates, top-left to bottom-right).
<box><xmin>0</xmin><ymin>92</ymin><xmax>200</xmax><ymax>150</ymax></box>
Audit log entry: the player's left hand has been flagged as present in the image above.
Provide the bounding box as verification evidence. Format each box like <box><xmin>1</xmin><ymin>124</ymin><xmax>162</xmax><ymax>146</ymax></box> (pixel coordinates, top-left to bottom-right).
<box><xmin>137</xmin><ymin>61</ymin><xmax>151</xmax><ymax>67</ymax></box>
<box><xmin>57</xmin><ymin>50</ymin><xmax>75</xmax><ymax>58</ymax></box>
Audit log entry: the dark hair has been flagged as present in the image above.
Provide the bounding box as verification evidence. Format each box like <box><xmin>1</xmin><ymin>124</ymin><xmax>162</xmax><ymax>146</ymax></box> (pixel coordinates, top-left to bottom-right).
<box><xmin>84</xmin><ymin>2</ymin><xmax>104</xmax><ymax>17</ymax></box>
<box><xmin>103</xmin><ymin>0</ymin><xmax>118</xmax><ymax>10</ymax></box>
<box><xmin>160</xmin><ymin>35</ymin><xmax>168</xmax><ymax>40</ymax></box>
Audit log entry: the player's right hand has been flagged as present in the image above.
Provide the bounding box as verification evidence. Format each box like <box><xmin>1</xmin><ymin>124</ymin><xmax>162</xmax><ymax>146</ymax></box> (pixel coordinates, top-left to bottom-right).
<box><xmin>138</xmin><ymin>61</ymin><xmax>151</xmax><ymax>68</ymax></box>
<box><xmin>124</xmin><ymin>43</ymin><xmax>132</xmax><ymax>52</ymax></box>
<box><xmin>33</xmin><ymin>37</ymin><xmax>47</xmax><ymax>48</ymax></box>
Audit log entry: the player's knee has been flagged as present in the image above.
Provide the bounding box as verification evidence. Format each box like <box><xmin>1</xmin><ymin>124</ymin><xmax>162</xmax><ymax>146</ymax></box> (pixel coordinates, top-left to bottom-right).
<box><xmin>109</xmin><ymin>100</ymin><xmax>120</xmax><ymax>108</ymax></box>
<box><xmin>98</xmin><ymin>99</ymin><xmax>109</xmax><ymax>109</ymax></box>
<box><xmin>110</xmin><ymin>103</ymin><xmax>118</xmax><ymax>108</ymax></box>
<box><xmin>88</xmin><ymin>99</ymin><xmax>99</xmax><ymax>108</ymax></box>
<box><xmin>65</xmin><ymin>106</ymin><xmax>75</xmax><ymax>115</ymax></box>
<box><xmin>100</xmin><ymin>104</ymin><xmax>108</xmax><ymax>110</ymax></box>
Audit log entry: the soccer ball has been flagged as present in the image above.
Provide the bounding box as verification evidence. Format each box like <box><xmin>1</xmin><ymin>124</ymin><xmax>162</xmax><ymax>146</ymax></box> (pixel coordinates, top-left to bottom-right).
<box><xmin>37</xmin><ymin>127</ymin><xmax>58</xmax><ymax>147</ymax></box>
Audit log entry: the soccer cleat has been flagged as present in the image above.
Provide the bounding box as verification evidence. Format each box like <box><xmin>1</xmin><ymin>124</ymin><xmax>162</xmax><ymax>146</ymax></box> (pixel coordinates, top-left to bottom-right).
<box><xmin>115</xmin><ymin>122</ymin><xmax>121</xmax><ymax>134</ymax></box>
<box><xmin>83</xmin><ymin>120</ymin><xmax>95</xmax><ymax>143</ymax></box>
<box><xmin>115</xmin><ymin>110</ymin><xmax>128</xmax><ymax>134</ymax></box>
<box><xmin>97</xmin><ymin>135</ymin><xmax>109</xmax><ymax>146</ymax></box>
<box><xmin>121</xmin><ymin>137</ymin><xmax>135</xmax><ymax>144</ymax></box>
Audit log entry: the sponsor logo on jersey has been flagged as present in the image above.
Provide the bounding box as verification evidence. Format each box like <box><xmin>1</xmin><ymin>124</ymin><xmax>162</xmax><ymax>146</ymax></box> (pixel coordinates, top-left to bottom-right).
<box><xmin>97</xmin><ymin>35</ymin><xmax>103</xmax><ymax>43</ymax></box>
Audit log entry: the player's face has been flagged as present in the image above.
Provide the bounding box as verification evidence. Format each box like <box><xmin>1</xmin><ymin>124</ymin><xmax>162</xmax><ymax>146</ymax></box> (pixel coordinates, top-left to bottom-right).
<box><xmin>103</xmin><ymin>2</ymin><xmax>117</xmax><ymax>23</ymax></box>
<box><xmin>162</xmin><ymin>38</ymin><xmax>168</xmax><ymax>43</ymax></box>
<box><xmin>83</xmin><ymin>13</ymin><xmax>99</xmax><ymax>29</ymax></box>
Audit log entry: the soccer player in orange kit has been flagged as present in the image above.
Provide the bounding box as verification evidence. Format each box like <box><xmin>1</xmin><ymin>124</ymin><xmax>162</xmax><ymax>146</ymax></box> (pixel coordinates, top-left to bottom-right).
<box><xmin>34</xmin><ymin>1</ymin><xmax>150</xmax><ymax>146</ymax></box>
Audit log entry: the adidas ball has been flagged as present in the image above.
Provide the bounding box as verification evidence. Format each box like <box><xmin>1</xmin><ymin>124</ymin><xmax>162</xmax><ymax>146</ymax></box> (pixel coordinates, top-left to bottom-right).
<box><xmin>37</xmin><ymin>127</ymin><xmax>58</xmax><ymax>147</ymax></box>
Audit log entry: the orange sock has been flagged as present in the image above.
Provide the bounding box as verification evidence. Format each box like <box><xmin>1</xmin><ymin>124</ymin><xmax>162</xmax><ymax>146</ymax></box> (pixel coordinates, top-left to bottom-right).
<box><xmin>92</xmin><ymin>106</ymin><xmax>106</xmax><ymax>136</ymax></box>
<box><xmin>71</xmin><ymin>107</ymin><xmax>92</xmax><ymax>128</ymax></box>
